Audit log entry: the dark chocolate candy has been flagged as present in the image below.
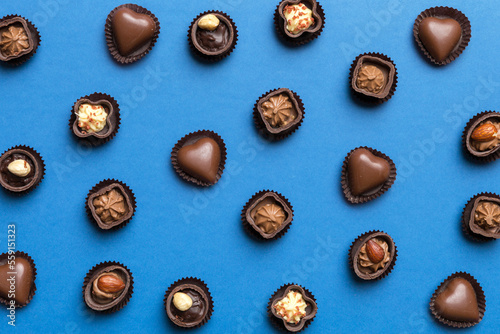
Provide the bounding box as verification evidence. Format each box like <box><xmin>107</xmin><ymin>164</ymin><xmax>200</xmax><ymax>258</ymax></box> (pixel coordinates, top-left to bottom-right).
<box><xmin>419</xmin><ymin>17</ymin><xmax>462</xmax><ymax>62</ymax></box>
<box><xmin>0</xmin><ymin>146</ymin><xmax>44</xmax><ymax>193</ymax></box>
<box><xmin>112</xmin><ymin>7</ymin><xmax>155</xmax><ymax>56</ymax></box>
<box><xmin>196</xmin><ymin>20</ymin><xmax>229</xmax><ymax>52</ymax></box>
<box><xmin>0</xmin><ymin>255</ymin><xmax>35</xmax><ymax>306</ymax></box>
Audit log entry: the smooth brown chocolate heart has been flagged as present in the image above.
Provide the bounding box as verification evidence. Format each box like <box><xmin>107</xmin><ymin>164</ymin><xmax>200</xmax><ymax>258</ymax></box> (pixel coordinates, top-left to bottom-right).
<box><xmin>434</xmin><ymin>278</ymin><xmax>479</xmax><ymax>322</ymax></box>
<box><xmin>112</xmin><ymin>7</ymin><xmax>155</xmax><ymax>56</ymax></box>
<box><xmin>419</xmin><ymin>17</ymin><xmax>462</xmax><ymax>62</ymax></box>
<box><xmin>348</xmin><ymin>148</ymin><xmax>390</xmax><ymax>196</ymax></box>
<box><xmin>178</xmin><ymin>138</ymin><xmax>221</xmax><ymax>184</ymax></box>
<box><xmin>0</xmin><ymin>257</ymin><xmax>33</xmax><ymax>305</ymax></box>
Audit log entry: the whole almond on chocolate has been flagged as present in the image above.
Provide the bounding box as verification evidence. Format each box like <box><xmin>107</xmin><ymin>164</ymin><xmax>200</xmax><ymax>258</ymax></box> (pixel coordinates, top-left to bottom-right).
<box><xmin>97</xmin><ymin>274</ymin><xmax>125</xmax><ymax>293</ymax></box>
<box><xmin>471</xmin><ymin>123</ymin><xmax>497</xmax><ymax>142</ymax></box>
<box><xmin>365</xmin><ymin>239</ymin><xmax>385</xmax><ymax>263</ymax></box>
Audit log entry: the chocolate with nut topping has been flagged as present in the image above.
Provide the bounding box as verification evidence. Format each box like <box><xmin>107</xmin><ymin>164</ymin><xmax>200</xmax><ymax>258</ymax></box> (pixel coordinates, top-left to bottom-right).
<box><xmin>463</xmin><ymin>111</ymin><xmax>500</xmax><ymax>161</ymax></box>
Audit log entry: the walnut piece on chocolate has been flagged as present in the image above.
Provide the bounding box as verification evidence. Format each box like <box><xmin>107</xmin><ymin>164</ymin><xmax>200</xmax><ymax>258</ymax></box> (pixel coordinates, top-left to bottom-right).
<box><xmin>261</xmin><ymin>94</ymin><xmax>296</xmax><ymax>128</ymax></box>
<box><xmin>0</xmin><ymin>25</ymin><xmax>30</xmax><ymax>57</ymax></box>
<box><xmin>93</xmin><ymin>189</ymin><xmax>128</xmax><ymax>224</ymax></box>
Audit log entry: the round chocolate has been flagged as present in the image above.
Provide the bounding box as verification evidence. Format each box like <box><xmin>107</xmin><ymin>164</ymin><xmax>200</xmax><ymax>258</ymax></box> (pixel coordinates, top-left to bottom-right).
<box><xmin>0</xmin><ymin>146</ymin><xmax>44</xmax><ymax>194</ymax></box>
<box><xmin>430</xmin><ymin>272</ymin><xmax>485</xmax><ymax>328</ymax></box>
<box><xmin>83</xmin><ymin>261</ymin><xmax>133</xmax><ymax>313</ymax></box>
<box><xmin>268</xmin><ymin>284</ymin><xmax>317</xmax><ymax>332</ymax></box>
<box><xmin>462</xmin><ymin>192</ymin><xmax>500</xmax><ymax>241</ymax></box>
<box><xmin>242</xmin><ymin>190</ymin><xmax>294</xmax><ymax>240</ymax></box>
<box><xmin>274</xmin><ymin>0</ymin><xmax>325</xmax><ymax>45</ymax></box>
<box><xmin>189</xmin><ymin>11</ymin><xmax>237</xmax><ymax>61</ymax></box>
<box><xmin>253</xmin><ymin>88</ymin><xmax>305</xmax><ymax>140</ymax></box>
<box><xmin>86</xmin><ymin>179</ymin><xmax>136</xmax><ymax>230</ymax></box>
<box><xmin>69</xmin><ymin>93</ymin><xmax>120</xmax><ymax>146</ymax></box>
<box><xmin>164</xmin><ymin>277</ymin><xmax>213</xmax><ymax>328</ymax></box>
<box><xmin>463</xmin><ymin>111</ymin><xmax>500</xmax><ymax>162</ymax></box>
<box><xmin>0</xmin><ymin>15</ymin><xmax>40</xmax><ymax>66</ymax></box>
<box><xmin>171</xmin><ymin>130</ymin><xmax>226</xmax><ymax>187</ymax></box>
<box><xmin>413</xmin><ymin>7</ymin><xmax>471</xmax><ymax>66</ymax></box>
<box><xmin>349</xmin><ymin>53</ymin><xmax>398</xmax><ymax>104</ymax></box>
<box><xmin>0</xmin><ymin>251</ymin><xmax>36</xmax><ymax>308</ymax></box>
<box><xmin>105</xmin><ymin>4</ymin><xmax>160</xmax><ymax>64</ymax></box>
<box><xmin>349</xmin><ymin>231</ymin><xmax>397</xmax><ymax>280</ymax></box>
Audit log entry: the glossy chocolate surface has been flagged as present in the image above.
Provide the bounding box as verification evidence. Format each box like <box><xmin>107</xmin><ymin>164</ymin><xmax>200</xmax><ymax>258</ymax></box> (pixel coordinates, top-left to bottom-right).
<box><xmin>351</xmin><ymin>55</ymin><xmax>395</xmax><ymax>99</ymax></box>
<box><xmin>169</xmin><ymin>288</ymin><xmax>206</xmax><ymax>325</ymax></box>
<box><xmin>434</xmin><ymin>278</ymin><xmax>479</xmax><ymax>323</ymax></box>
<box><xmin>0</xmin><ymin>153</ymin><xmax>35</xmax><ymax>188</ymax></box>
<box><xmin>177</xmin><ymin>137</ymin><xmax>221</xmax><ymax>184</ymax></box>
<box><xmin>464</xmin><ymin>112</ymin><xmax>500</xmax><ymax>158</ymax></box>
<box><xmin>112</xmin><ymin>7</ymin><xmax>155</xmax><ymax>56</ymax></box>
<box><xmin>190</xmin><ymin>12</ymin><xmax>235</xmax><ymax>57</ymax></box>
<box><xmin>347</xmin><ymin>148</ymin><xmax>390</xmax><ymax>196</ymax></box>
<box><xmin>84</xmin><ymin>264</ymin><xmax>131</xmax><ymax>312</ymax></box>
<box><xmin>0</xmin><ymin>257</ymin><xmax>34</xmax><ymax>306</ymax></box>
<box><xmin>165</xmin><ymin>280</ymin><xmax>212</xmax><ymax>328</ymax></box>
<box><xmin>350</xmin><ymin>231</ymin><xmax>396</xmax><ymax>280</ymax></box>
<box><xmin>419</xmin><ymin>17</ymin><xmax>462</xmax><ymax>62</ymax></box>
<box><xmin>196</xmin><ymin>21</ymin><xmax>229</xmax><ymax>52</ymax></box>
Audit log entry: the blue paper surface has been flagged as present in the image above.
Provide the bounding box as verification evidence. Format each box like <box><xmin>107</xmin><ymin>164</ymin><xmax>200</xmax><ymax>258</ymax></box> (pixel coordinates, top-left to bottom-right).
<box><xmin>1</xmin><ymin>0</ymin><xmax>500</xmax><ymax>333</ymax></box>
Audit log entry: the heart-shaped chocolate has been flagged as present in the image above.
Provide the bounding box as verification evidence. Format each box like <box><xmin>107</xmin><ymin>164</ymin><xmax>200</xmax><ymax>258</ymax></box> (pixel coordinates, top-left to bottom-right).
<box><xmin>419</xmin><ymin>17</ymin><xmax>462</xmax><ymax>62</ymax></box>
<box><xmin>112</xmin><ymin>7</ymin><xmax>155</xmax><ymax>56</ymax></box>
<box><xmin>434</xmin><ymin>278</ymin><xmax>479</xmax><ymax>322</ymax></box>
<box><xmin>178</xmin><ymin>138</ymin><xmax>221</xmax><ymax>184</ymax></box>
<box><xmin>0</xmin><ymin>257</ymin><xmax>34</xmax><ymax>305</ymax></box>
<box><xmin>348</xmin><ymin>148</ymin><xmax>390</xmax><ymax>196</ymax></box>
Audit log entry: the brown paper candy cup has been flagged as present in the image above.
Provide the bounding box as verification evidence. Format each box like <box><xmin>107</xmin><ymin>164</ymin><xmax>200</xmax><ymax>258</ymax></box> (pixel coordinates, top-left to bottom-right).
<box><xmin>348</xmin><ymin>230</ymin><xmax>397</xmax><ymax>281</ymax></box>
<box><xmin>105</xmin><ymin>4</ymin><xmax>160</xmax><ymax>64</ymax></box>
<box><xmin>462</xmin><ymin>192</ymin><xmax>500</xmax><ymax>241</ymax></box>
<box><xmin>0</xmin><ymin>15</ymin><xmax>41</xmax><ymax>66</ymax></box>
<box><xmin>429</xmin><ymin>272</ymin><xmax>485</xmax><ymax>328</ymax></box>
<box><xmin>267</xmin><ymin>283</ymin><xmax>317</xmax><ymax>332</ymax></box>
<box><xmin>241</xmin><ymin>190</ymin><xmax>294</xmax><ymax>240</ymax></box>
<box><xmin>0</xmin><ymin>145</ymin><xmax>45</xmax><ymax>195</ymax></box>
<box><xmin>413</xmin><ymin>7</ymin><xmax>471</xmax><ymax>66</ymax></box>
<box><xmin>171</xmin><ymin>130</ymin><xmax>227</xmax><ymax>187</ymax></box>
<box><xmin>349</xmin><ymin>52</ymin><xmax>398</xmax><ymax>104</ymax></box>
<box><xmin>274</xmin><ymin>0</ymin><xmax>325</xmax><ymax>46</ymax></box>
<box><xmin>462</xmin><ymin>111</ymin><xmax>500</xmax><ymax>163</ymax></box>
<box><xmin>0</xmin><ymin>251</ymin><xmax>37</xmax><ymax>308</ymax></box>
<box><xmin>341</xmin><ymin>146</ymin><xmax>397</xmax><ymax>204</ymax></box>
<box><xmin>253</xmin><ymin>88</ymin><xmax>305</xmax><ymax>141</ymax></box>
<box><xmin>85</xmin><ymin>179</ymin><xmax>136</xmax><ymax>231</ymax></box>
<box><xmin>82</xmin><ymin>261</ymin><xmax>133</xmax><ymax>313</ymax></box>
<box><xmin>69</xmin><ymin>92</ymin><xmax>120</xmax><ymax>146</ymax></box>
<box><xmin>164</xmin><ymin>277</ymin><xmax>214</xmax><ymax>329</ymax></box>
<box><xmin>188</xmin><ymin>11</ymin><xmax>238</xmax><ymax>62</ymax></box>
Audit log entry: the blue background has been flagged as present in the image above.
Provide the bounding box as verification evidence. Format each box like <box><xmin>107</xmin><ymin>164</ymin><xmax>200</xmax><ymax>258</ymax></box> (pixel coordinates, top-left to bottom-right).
<box><xmin>1</xmin><ymin>0</ymin><xmax>500</xmax><ymax>333</ymax></box>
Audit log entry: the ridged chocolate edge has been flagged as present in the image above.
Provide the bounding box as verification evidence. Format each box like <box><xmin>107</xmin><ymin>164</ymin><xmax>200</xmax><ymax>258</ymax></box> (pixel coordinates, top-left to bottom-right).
<box><xmin>461</xmin><ymin>192</ymin><xmax>500</xmax><ymax>241</ymax></box>
<box><xmin>0</xmin><ymin>145</ymin><xmax>45</xmax><ymax>195</ymax></box>
<box><xmin>0</xmin><ymin>15</ymin><xmax>41</xmax><ymax>66</ymax></box>
<box><xmin>461</xmin><ymin>111</ymin><xmax>500</xmax><ymax>163</ymax></box>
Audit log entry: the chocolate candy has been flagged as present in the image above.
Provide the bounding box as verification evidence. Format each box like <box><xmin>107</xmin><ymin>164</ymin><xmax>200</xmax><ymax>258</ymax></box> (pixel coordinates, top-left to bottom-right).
<box><xmin>342</xmin><ymin>147</ymin><xmax>396</xmax><ymax>204</ymax></box>
<box><xmin>242</xmin><ymin>190</ymin><xmax>294</xmax><ymax>240</ymax></box>
<box><xmin>189</xmin><ymin>11</ymin><xmax>237</xmax><ymax>61</ymax></box>
<box><xmin>164</xmin><ymin>277</ymin><xmax>213</xmax><ymax>328</ymax></box>
<box><xmin>0</xmin><ymin>145</ymin><xmax>45</xmax><ymax>194</ymax></box>
<box><xmin>268</xmin><ymin>284</ymin><xmax>317</xmax><ymax>332</ymax></box>
<box><xmin>349</xmin><ymin>231</ymin><xmax>397</xmax><ymax>280</ymax></box>
<box><xmin>275</xmin><ymin>0</ymin><xmax>325</xmax><ymax>45</ymax></box>
<box><xmin>0</xmin><ymin>15</ymin><xmax>40</xmax><ymax>65</ymax></box>
<box><xmin>0</xmin><ymin>252</ymin><xmax>36</xmax><ymax>307</ymax></box>
<box><xmin>70</xmin><ymin>93</ymin><xmax>120</xmax><ymax>146</ymax></box>
<box><xmin>254</xmin><ymin>88</ymin><xmax>305</xmax><ymax>140</ymax></box>
<box><xmin>105</xmin><ymin>4</ymin><xmax>160</xmax><ymax>64</ymax></box>
<box><xmin>462</xmin><ymin>192</ymin><xmax>500</xmax><ymax>241</ymax></box>
<box><xmin>430</xmin><ymin>272</ymin><xmax>485</xmax><ymax>327</ymax></box>
<box><xmin>86</xmin><ymin>179</ymin><xmax>136</xmax><ymax>230</ymax></box>
<box><xmin>171</xmin><ymin>130</ymin><xmax>226</xmax><ymax>186</ymax></box>
<box><xmin>413</xmin><ymin>7</ymin><xmax>471</xmax><ymax>65</ymax></box>
<box><xmin>350</xmin><ymin>53</ymin><xmax>397</xmax><ymax>103</ymax></box>
<box><xmin>83</xmin><ymin>261</ymin><xmax>133</xmax><ymax>313</ymax></box>
<box><xmin>463</xmin><ymin>111</ymin><xmax>500</xmax><ymax>162</ymax></box>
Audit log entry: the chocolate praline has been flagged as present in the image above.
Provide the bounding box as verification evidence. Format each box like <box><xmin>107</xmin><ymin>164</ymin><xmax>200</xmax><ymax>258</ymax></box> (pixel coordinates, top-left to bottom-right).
<box><xmin>413</xmin><ymin>7</ymin><xmax>471</xmax><ymax>65</ymax></box>
<box><xmin>341</xmin><ymin>147</ymin><xmax>396</xmax><ymax>204</ymax></box>
<box><xmin>463</xmin><ymin>111</ymin><xmax>500</xmax><ymax>162</ymax></box>
<box><xmin>349</xmin><ymin>53</ymin><xmax>397</xmax><ymax>104</ymax></box>
<box><xmin>274</xmin><ymin>0</ymin><xmax>325</xmax><ymax>45</ymax></box>
<box><xmin>105</xmin><ymin>4</ymin><xmax>160</xmax><ymax>64</ymax></box>
<box><xmin>0</xmin><ymin>145</ymin><xmax>45</xmax><ymax>194</ymax></box>
<box><xmin>254</xmin><ymin>88</ymin><xmax>305</xmax><ymax>140</ymax></box>
<box><xmin>268</xmin><ymin>284</ymin><xmax>317</xmax><ymax>332</ymax></box>
<box><xmin>0</xmin><ymin>251</ymin><xmax>37</xmax><ymax>308</ymax></box>
<box><xmin>242</xmin><ymin>190</ymin><xmax>294</xmax><ymax>240</ymax></box>
<box><xmin>171</xmin><ymin>130</ymin><xmax>226</xmax><ymax>187</ymax></box>
<box><xmin>430</xmin><ymin>272</ymin><xmax>485</xmax><ymax>328</ymax></box>
<box><xmin>83</xmin><ymin>261</ymin><xmax>133</xmax><ymax>313</ymax></box>
<box><xmin>188</xmin><ymin>11</ymin><xmax>237</xmax><ymax>61</ymax></box>
<box><xmin>462</xmin><ymin>192</ymin><xmax>500</xmax><ymax>241</ymax></box>
<box><xmin>86</xmin><ymin>179</ymin><xmax>136</xmax><ymax>230</ymax></box>
<box><xmin>69</xmin><ymin>93</ymin><xmax>120</xmax><ymax>146</ymax></box>
<box><xmin>0</xmin><ymin>15</ymin><xmax>40</xmax><ymax>65</ymax></box>
<box><xmin>349</xmin><ymin>231</ymin><xmax>397</xmax><ymax>280</ymax></box>
<box><xmin>164</xmin><ymin>277</ymin><xmax>213</xmax><ymax>328</ymax></box>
